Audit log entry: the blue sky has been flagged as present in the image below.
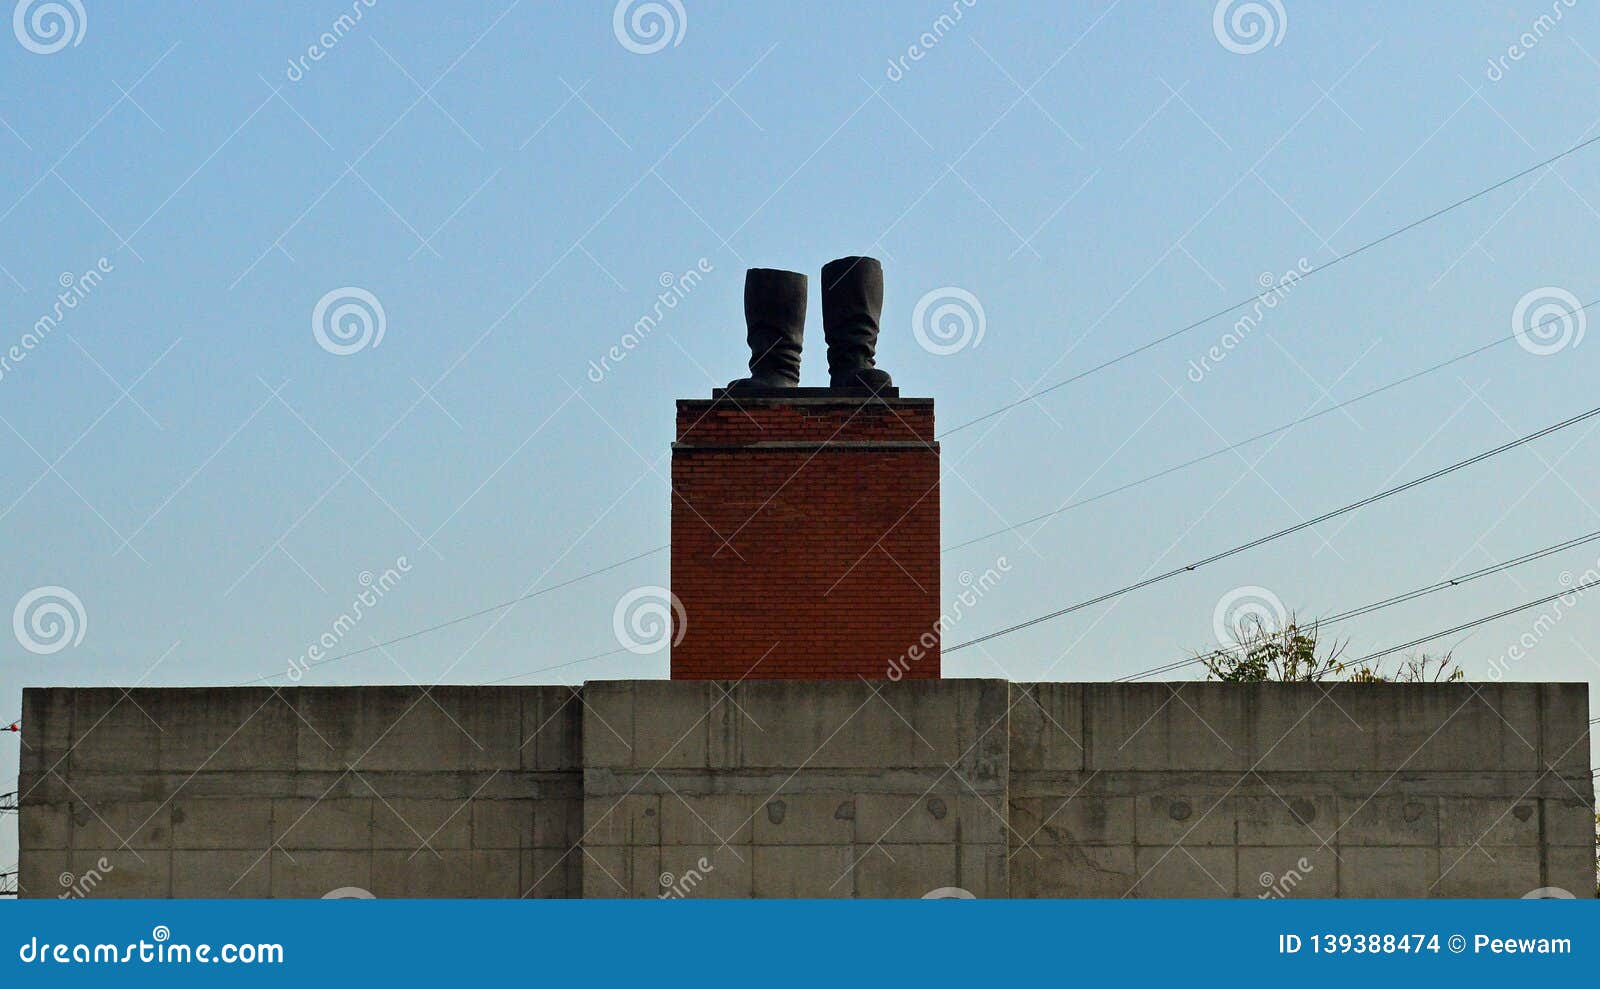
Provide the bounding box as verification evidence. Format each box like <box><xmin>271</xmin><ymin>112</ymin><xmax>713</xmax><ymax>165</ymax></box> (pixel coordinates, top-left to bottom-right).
<box><xmin>3</xmin><ymin>1</ymin><xmax>1600</xmax><ymax>867</ymax></box>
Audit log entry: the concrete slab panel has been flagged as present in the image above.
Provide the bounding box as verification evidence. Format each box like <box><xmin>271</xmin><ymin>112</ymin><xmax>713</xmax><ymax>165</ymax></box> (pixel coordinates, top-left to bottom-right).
<box><xmin>68</xmin><ymin>799</ymin><xmax>170</xmax><ymax>850</ymax></box>
<box><xmin>19</xmin><ymin>802</ymin><xmax>69</xmax><ymax>850</ymax></box>
<box><xmin>370</xmin><ymin>798</ymin><xmax>471</xmax><ymax>851</ymax></box>
<box><xmin>1438</xmin><ymin>797</ymin><xmax>1541</xmax><ymax>848</ymax></box>
<box><xmin>270</xmin><ymin>850</ymin><xmax>370</xmax><ymax>899</ymax></box>
<box><xmin>171</xmin><ymin>798</ymin><xmax>272</xmax><ymax>850</ymax></box>
<box><xmin>1370</xmin><ymin>685</ymin><xmax>1533</xmax><ymax>772</ymax></box>
<box><xmin>1235</xmin><ymin>793</ymin><xmax>1338</xmax><ymax>847</ymax></box>
<box><xmin>851</xmin><ymin>844</ymin><xmax>958</xmax><ymax>898</ymax></box>
<box><xmin>659</xmin><ymin>793</ymin><xmax>754</xmax><ymax>846</ymax></box>
<box><xmin>533</xmin><ymin>793</ymin><xmax>582</xmax><ymax>850</ymax></box>
<box><xmin>68</xmin><ymin>690</ymin><xmax>161</xmax><ymax>772</ymax></box>
<box><xmin>1337</xmin><ymin>794</ymin><xmax>1437</xmax><ymax>847</ymax></box>
<box><xmin>371</xmin><ymin>850</ymin><xmax>518</xmax><ymax>898</ymax></box>
<box><xmin>1010</xmin><ymin>795</ymin><xmax>1135</xmax><ymax>848</ymax></box>
<box><xmin>958</xmin><ymin>844</ymin><xmax>1007</xmax><ymax>898</ymax></box>
<box><xmin>1126</xmin><ymin>838</ymin><xmax>1235</xmax><ymax>896</ymax></box>
<box><xmin>1544</xmin><ymin>845</ymin><xmax>1597</xmax><ymax>898</ymax></box>
<box><xmin>294</xmin><ymin>687</ymin><xmax>520</xmax><ymax>772</ymax></box>
<box><xmin>68</xmin><ymin>849</ymin><xmax>171</xmax><ymax>898</ymax></box>
<box><xmin>856</xmin><ymin>792</ymin><xmax>960</xmax><ymax>844</ymax></box>
<box><xmin>752</xmin><ymin>794</ymin><xmax>854</xmax><ymax>845</ymax></box>
<box><xmin>1435</xmin><ymin>845</ymin><xmax>1540</xmax><ymax>898</ymax></box>
<box><xmin>1011</xmin><ymin>845</ymin><xmax>1136</xmax><ymax>897</ymax></box>
<box><xmin>520</xmin><ymin>687</ymin><xmax>582</xmax><ymax>771</ymax></box>
<box><xmin>1086</xmin><ymin>684</ymin><xmax>1248</xmax><ymax>772</ymax></box>
<box><xmin>1544</xmin><ymin>795</ymin><xmax>1596</xmax><ymax>847</ymax></box>
<box><xmin>173</xmin><ymin>850</ymin><xmax>270</xmax><ymax>897</ymax></box>
<box><xmin>18</xmin><ymin>849</ymin><xmax>68</xmax><ymax>900</ymax></box>
<box><xmin>1239</xmin><ymin>846</ymin><xmax>1337</xmax><ymax>898</ymax></box>
<box><xmin>1009</xmin><ymin>683</ymin><xmax>1084</xmax><ymax>773</ymax></box>
<box><xmin>658</xmin><ymin>845</ymin><xmax>752</xmax><ymax>898</ymax></box>
<box><xmin>156</xmin><ymin>689</ymin><xmax>297</xmax><ymax>772</ymax></box>
<box><xmin>583</xmin><ymin>793</ymin><xmax>660</xmax><ymax>846</ymax></box>
<box><xmin>752</xmin><ymin>846</ymin><xmax>854</xmax><ymax>897</ymax></box>
<box><xmin>1338</xmin><ymin>847</ymin><xmax>1438</xmax><ymax>898</ymax></box>
<box><xmin>272</xmin><ymin>798</ymin><xmax>372</xmax><ymax>850</ymax></box>
<box><xmin>580</xmin><ymin>845</ymin><xmax>659</xmax><ymax>898</ymax></box>
<box><xmin>521</xmin><ymin>848</ymin><xmax>581</xmax><ymax>898</ymax></box>
<box><xmin>1131</xmin><ymin>845</ymin><xmax>1236</xmax><ymax>897</ymax></box>
<box><xmin>472</xmin><ymin>799</ymin><xmax>535</xmax><ymax>850</ymax></box>
<box><xmin>1539</xmin><ymin>683</ymin><xmax>1590</xmax><ymax>774</ymax></box>
<box><xmin>1135</xmin><ymin>792</ymin><xmax>1235</xmax><ymax>847</ymax></box>
<box><xmin>19</xmin><ymin>688</ymin><xmax>71</xmax><ymax>776</ymax></box>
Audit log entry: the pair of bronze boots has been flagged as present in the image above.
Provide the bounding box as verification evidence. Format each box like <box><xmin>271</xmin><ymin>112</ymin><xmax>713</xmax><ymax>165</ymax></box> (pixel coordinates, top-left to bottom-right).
<box><xmin>728</xmin><ymin>256</ymin><xmax>892</xmax><ymax>392</ymax></box>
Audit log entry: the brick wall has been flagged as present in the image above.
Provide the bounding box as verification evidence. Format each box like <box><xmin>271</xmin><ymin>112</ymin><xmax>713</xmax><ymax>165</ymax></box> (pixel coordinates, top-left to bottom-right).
<box><xmin>669</xmin><ymin>395</ymin><xmax>940</xmax><ymax>680</ymax></box>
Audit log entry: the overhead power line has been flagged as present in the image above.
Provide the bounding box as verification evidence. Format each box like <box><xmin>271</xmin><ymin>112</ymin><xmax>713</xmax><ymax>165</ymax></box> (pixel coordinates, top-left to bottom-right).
<box><xmin>945</xmin><ymin>401</ymin><xmax>1600</xmax><ymax>654</ymax></box>
<box><xmin>937</xmin><ymin>132</ymin><xmax>1600</xmax><ymax>438</ymax></box>
<box><xmin>944</xmin><ymin>303</ymin><xmax>1597</xmax><ymax>552</ymax></box>
<box><xmin>1115</xmin><ymin>528</ymin><xmax>1600</xmax><ymax>681</ymax></box>
<box><xmin>1345</xmin><ymin>578</ymin><xmax>1600</xmax><ymax>667</ymax></box>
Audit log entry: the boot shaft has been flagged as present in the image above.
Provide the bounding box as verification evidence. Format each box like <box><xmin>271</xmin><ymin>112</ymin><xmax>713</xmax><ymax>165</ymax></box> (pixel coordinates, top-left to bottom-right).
<box><xmin>731</xmin><ymin>268</ymin><xmax>806</xmax><ymax>388</ymax></box>
<box><xmin>821</xmin><ymin>256</ymin><xmax>893</xmax><ymax>391</ymax></box>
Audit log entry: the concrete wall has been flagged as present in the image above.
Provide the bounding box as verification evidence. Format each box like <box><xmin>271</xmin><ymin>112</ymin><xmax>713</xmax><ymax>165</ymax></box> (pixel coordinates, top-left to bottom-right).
<box><xmin>1010</xmin><ymin>682</ymin><xmax>1594</xmax><ymax>897</ymax></box>
<box><xmin>18</xmin><ymin>686</ymin><xmax>583</xmax><ymax>898</ymax></box>
<box><xmin>17</xmin><ymin>681</ymin><xmax>1593</xmax><ymax>898</ymax></box>
<box><xmin>581</xmin><ymin>680</ymin><xmax>1008</xmax><ymax>897</ymax></box>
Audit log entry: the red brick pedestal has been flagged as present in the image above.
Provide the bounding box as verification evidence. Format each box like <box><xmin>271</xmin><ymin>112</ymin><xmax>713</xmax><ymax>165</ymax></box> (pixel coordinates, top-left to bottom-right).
<box><xmin>669</xmin><ymin>391</ymin><xmax>940</xmax><ymax>679</ymax></box>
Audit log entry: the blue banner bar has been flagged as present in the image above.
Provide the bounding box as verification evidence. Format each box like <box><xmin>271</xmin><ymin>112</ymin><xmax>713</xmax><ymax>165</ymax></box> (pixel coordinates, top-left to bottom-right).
<box><xmin>1</xmin><ymin>899</ymin><xmax>1593</xmax><ymax>985</ymax></box>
